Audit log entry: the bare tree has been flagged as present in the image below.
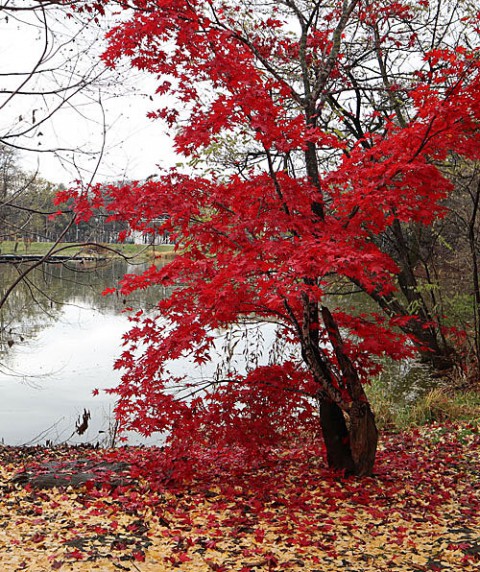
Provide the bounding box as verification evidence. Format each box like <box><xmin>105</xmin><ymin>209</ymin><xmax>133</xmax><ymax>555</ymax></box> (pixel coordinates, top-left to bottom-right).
<box><xmin>0</xmin><ymin>1</ymin><xmax>119</xmax><ymax>176</ymax></box>
<box><xmin>0</xmin><ymin>1</ymin><xmax>127</xmax><ymax>336</ymax></box>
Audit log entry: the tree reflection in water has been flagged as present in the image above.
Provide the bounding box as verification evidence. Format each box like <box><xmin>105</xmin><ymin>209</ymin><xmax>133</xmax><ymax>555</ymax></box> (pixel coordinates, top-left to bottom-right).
<box><xmin>0</xmin><ymin>259</ymin><xmax>166</xmax><ymax>446</ymax></box>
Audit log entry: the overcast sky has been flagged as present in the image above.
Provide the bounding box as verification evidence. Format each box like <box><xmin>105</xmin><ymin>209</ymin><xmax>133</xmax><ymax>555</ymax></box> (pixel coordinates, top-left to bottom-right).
<box><xmin>0</xmin><ymin>4</ymin><xmax>177</xmax><ymax>186</ymax></box>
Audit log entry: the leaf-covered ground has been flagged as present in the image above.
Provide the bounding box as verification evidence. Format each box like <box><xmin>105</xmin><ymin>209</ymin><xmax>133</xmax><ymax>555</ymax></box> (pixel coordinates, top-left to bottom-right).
<box><xmin>0</xmin><ymin>422</ymin><xmax>479</xmax><ymax>571</ymax></box>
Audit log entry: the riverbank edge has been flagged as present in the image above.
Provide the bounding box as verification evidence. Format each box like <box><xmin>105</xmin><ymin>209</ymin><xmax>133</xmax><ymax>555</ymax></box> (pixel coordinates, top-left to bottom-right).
<box><xmin>0</xmin><ymin>240</ymin><xmax>176</xmax><ymax>263</ymax></box>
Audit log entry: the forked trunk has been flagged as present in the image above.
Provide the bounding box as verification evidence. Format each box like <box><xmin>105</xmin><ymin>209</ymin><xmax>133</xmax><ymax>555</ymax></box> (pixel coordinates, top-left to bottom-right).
<box><xmin>300</xmin><ymin>304</ymin><xmax>379</xmax><ymax>475</ymax></box>
<box><xmin>319</xmin><ymin>397</ymin><xmax>378</xmax><ymax>477</ymax></box>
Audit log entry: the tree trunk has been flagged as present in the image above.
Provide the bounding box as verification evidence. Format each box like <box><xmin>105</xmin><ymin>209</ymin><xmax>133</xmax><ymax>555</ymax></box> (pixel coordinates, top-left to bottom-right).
<box><xmin>318</xmin><ymin>306</ymin><xmax>379</xmax><ymax>476</ymax></box>
<box><xmin>319</xmin><ymin>398</ymin><xmax>355</xmax><ymax>474</ymax></box>
<box><xmin>468</xmin><ymin>178</ymin><xmax>480</xmax><ymax>366</ymax></box>
<box><xmin>319</xmin><ymin>396</ymin><xmax>378</xmax><ymax>477</ymax></box>
<box><xmin>348</xmin><ymin>400</ymin><xmax>378</xmax><ymax>476</ymax></box>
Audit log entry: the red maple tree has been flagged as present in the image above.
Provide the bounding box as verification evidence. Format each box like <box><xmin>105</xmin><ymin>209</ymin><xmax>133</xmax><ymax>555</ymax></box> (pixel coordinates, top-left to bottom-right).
<box><xmin>60</xmin><ymin>0</ymin><xmax>480</xmax><ymax>476</ymax></box>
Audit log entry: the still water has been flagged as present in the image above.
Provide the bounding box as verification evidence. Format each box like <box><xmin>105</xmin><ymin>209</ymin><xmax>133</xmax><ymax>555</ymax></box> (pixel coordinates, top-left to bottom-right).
<box><xmin>0</xmin><ymin>259</ymin><xmax>166</xmax><ymax>446</ymax></box>
<box><xmin>0</xmin><ymin>260</ymin><xmax>435</xmax><ymax>446</ymax></box>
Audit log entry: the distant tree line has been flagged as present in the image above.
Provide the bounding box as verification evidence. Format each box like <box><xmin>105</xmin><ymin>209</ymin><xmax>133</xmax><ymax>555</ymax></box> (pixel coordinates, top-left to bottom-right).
<box><xmin>0</xmin><ymin>144</ymin><xmax>130</xmax><ymax>246</ymax></box>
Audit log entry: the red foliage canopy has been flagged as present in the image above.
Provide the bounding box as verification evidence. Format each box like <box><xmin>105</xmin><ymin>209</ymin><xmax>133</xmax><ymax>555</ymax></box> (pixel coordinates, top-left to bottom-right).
<box><xmin>58</xmin><ymin>0</ymin><xmax>480</xmax><ymax>473</ymax></box>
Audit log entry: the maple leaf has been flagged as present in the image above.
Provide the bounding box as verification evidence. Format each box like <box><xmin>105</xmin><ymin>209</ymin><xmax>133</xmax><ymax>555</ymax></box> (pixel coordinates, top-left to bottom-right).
<box><xmin>2</xmin><ymin>424</ymin><xmax>480</xmax><ymax>569</ymax></box>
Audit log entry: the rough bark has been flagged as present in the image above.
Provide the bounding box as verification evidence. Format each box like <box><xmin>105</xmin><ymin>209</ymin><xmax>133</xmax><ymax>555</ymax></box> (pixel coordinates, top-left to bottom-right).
<box><xmin>348</xmin><ymin>400</ymin><xmax>378</xmax><ymax>477</ymax></box>
<box><xmin>318</xmin><ymin>397</ymin><xmax>355</xmax><ymax>474</ymax></box>
<box><xmin>319</xmin><ymin>306</ymin><xmax>379</xmax><ymax>476</ymax></box>
<box><xmin>318</xmin><ymin>395</ymin><xmax>378</xmax><ymax>477</ymax></box>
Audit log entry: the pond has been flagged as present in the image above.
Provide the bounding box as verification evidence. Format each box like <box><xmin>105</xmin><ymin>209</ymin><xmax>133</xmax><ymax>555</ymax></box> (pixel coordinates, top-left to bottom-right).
<box><xmin>0</xmin><ymin>259</ymin><xmax>437</xmax><ymax>447</ymax></box>
<box><xmin>0</xmin><ymin>259</ymin><xmax>167</xmax><ymax>446</ymax></box>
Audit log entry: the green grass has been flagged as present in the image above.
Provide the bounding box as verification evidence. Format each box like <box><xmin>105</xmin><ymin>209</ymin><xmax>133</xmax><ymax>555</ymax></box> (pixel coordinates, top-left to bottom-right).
<box><xmin>0</xmin><ymin>240</ymin><xmax>79</xmax><ymax>256</ymax></box>
<box><xmin>366</xmin><ymin>379</ymin><xmax>480</xmax><ymax>430</ymax></box>
<box><xmin>0</xmin><ymin>240</ymin><xmax>175</xmax><ymax>261</ymax></box>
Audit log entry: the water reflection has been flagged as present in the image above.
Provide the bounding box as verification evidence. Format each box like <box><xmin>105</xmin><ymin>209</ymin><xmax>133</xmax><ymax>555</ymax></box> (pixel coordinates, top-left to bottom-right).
<box><xmin>0</xmin><ymin>260</ymin><xmax>166</xmax><ymax>446</ymax></box>
<box><xmin>375</xmin><ymin>358</ymin><xmax>436</xmax><ymax>404</ymax></box>
<box><xmin>0</xmin><ymin>261</ymin><xmax>438</xmax><ymax>445</ymax></box>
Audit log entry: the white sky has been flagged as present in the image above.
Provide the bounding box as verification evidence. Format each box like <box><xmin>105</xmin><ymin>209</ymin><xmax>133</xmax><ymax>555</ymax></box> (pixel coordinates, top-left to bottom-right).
<box><xmin>0</xmin><ymin>4</ymin><xmax>178</xmax><ymax>186</ymax></box>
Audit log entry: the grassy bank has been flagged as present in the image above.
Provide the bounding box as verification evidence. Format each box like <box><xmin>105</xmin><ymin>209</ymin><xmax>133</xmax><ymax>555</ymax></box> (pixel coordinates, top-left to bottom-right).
<box><xmin>367</xmin><ymin>381</ymin><xmax>480</xmax><ymax>431</ymax></box>
<box><xmin>0</xmin><ymin>240</ymin><xmax>175</xmax><ymax>262</ymax></box>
